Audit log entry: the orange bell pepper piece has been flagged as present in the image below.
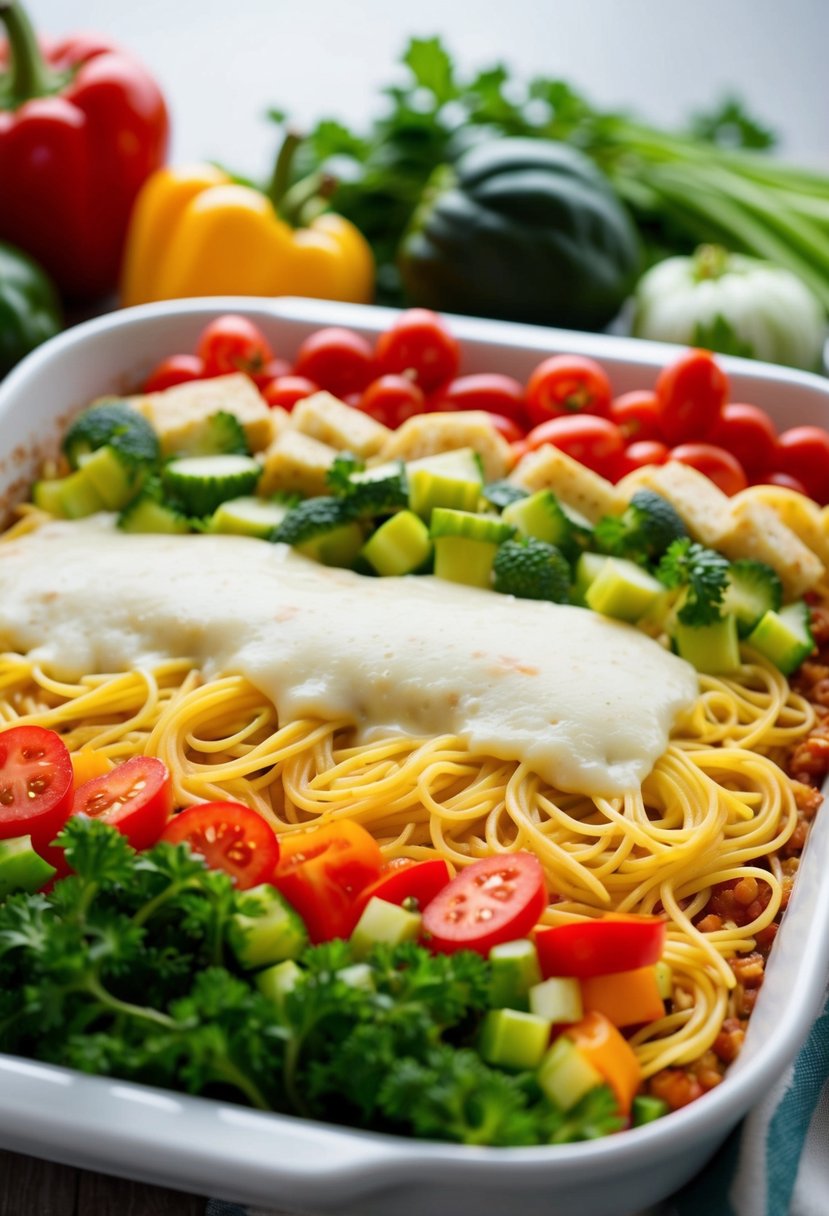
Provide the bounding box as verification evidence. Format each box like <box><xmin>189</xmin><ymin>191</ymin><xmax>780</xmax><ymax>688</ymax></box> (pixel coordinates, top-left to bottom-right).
<box><xmin>581</xmin><ymin>966</ymin><xmax>665</xmax><ymax>1028</ymax></box>
<box><xmin>70</xmin><ymin>748</ymin><xmax>113</xmax><ymax>789</ymax></box>
<box><xmin>566</xmin><ymin>1011</ymin><xmax>642</xmax><ymax>1115</ymax></box>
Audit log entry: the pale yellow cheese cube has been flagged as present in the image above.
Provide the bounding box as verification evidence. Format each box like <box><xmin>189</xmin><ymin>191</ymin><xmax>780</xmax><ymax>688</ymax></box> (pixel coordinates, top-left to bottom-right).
<box><xmin>130</xmin><ymin>373</ymin><xmax>273</xmax><ymax>454</ymax></box>
<box><xmin>258</xmin><ymin>430</ymin><xmax>337</xmax><ymax>499</ymax></box>
<box><xmin>509</xmin><ymin>443</ymin><xmax>620</xmax><ymax>523</ymax></box>
<box><xmin>291</xmin><ymin>391</ymin><xmax>390</xmax><ymax>459</ymax></box>
<box><xmin>615</xmin><ymin>462</ymin><xmax>730</xmax><ymax>548</ymax></box>
<box><xmin>378</xmin><ymin>411</ymin><xmax>512</xmax><ymax>481</ymax></box>
<box><xmin>718</xmin><ymin>497</ymin><xmax>824</xmax><ymax>600</ymax></box>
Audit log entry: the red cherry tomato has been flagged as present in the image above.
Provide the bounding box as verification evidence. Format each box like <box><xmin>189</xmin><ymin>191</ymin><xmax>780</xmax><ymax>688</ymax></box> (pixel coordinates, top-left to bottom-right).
<box><xmin>525</xmin><ymin>415</ymin><xmax>625</xmax><ymax>480</ymax></box>
<box><xmin>350</xmin><ymin>857</ymin><xmax>452</xmax><ymax>930</ymax></box>
<box><xmin>487</xmin><ymin>412</ymin><xmax>525</xmax><ymax>445</ymax></box>
<box><xmin>434</xmin><ymin>373</ymin><xmax>528</xmax><ymax>428</ymax></box>
<box><xmin>293</xmin><ymin>327</ymin><xmax>376</xmax><ymax>399</ymax></box>
<box><xmin>776</xmin><ymin>426</ymin><xmax>829</xmax><ymax>504</ymax></box>
<box><xmin>655</xmin><ymin>349</ymin><xmax>728</xmax><ymax>445</ymax></box>
<box><xmin>534</xmin><ymin>915</ymin><xmax>666</xmax><ymax>980</ymax></box>
<box><xmin>609</xmin><ymin>390</ymin><xmax>662</xmax><ymax>443</ymax></box>
<box><xmin>71</xmin><ymin>756</ymin><xmax>172</xmax><ymax>852</ymax></box>
<box><xmin>617</xmin><ymin>440</ymin><xmax>670</xmax><ymax>476</ymax></box>
<box><xmin>525</xmin><ymin>355</ymin><xmax>613</xmax><ymax>427</ymax></box>
<box><xmin>196</xmin><ymin>315</ymin><xmax>274</xmax><ymax>378</ymax></box>
<box><xmin>752</xmin><ymin>470</ymin><xmax>810</xmax><ymax>496</ymax></box>
<box><xmin>669</xmin><ymin>443</ymin><xmax>748</xmax><ymax>496</ymax></box>
<box><xmin>707</xmin><ymin>403</ymin><xmax>778</xmax><ymax>475</ymax></box>
<box><xmin>252</xmin><ymin>357</ymin><xmax>292</xmax><ymax>390</ymax></box>
<box><xmin>142</xmin><ymin>354</ymin><xmax>206</xmax><ymax>393</ymax></box>
<box><xmin>421</xmin><ymin>852</ymin><xmax>547</xmax><ymax>956</ymax></box>
<box><xmin>374</xmin><ymin>309</ymin><xmax>461</xmax><ymax>393</ymax></box>
<box><xmin>0</xmin><ymin>725</ymin><xmax>74</xmax><ymax>844</ymax></box>
<box><xmin>160</xmin><ymin>801</ymin><xmax>280</xmax><ymax>890</ymax></box>
<box><xmin>262</xmin><ymin>375</ymin><xmax>320</xmax><ymax>412</ymax></box>
<box><xmin>358</xmin><ymin>373</ymin><xmax>425</xmax><ymax>429</ymax></box>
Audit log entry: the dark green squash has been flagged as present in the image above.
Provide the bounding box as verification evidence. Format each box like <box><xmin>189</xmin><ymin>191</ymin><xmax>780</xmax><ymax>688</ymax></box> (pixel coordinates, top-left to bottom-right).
<box><xmin>398</xmin><ymin>138</ymin><xmax>641</xmax><ymax>331</ymax></box>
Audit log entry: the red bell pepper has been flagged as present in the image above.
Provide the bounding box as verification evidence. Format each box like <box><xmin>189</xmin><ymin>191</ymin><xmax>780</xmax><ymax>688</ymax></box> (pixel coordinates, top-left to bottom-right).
<box><xmin>535</xmin><ymin>914</ymin><xmax>667</xmax><ymax>979</ymax></box>
<box><xmin>0</xmin><ymin>1</ymin><xmax>168</xmax><ymax>301</ymax></box>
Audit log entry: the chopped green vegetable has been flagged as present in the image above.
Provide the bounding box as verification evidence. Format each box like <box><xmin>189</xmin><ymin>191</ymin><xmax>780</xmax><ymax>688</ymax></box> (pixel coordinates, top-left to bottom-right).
<box><xmin>656</xmin><ymin>538</ymin><xmax>730</xmax><ymax>626</ymax></box>
<box><xmin>492</xmin><ymin>537</ymin><xmax>571</xmax><ymax>602</ymax></box>
<box><xmin>62</xmin><ymin>402</ymin><xmax>160</xmax><ymax>471</ymax></box>
<box><xmin>162</xmin><ymin>454</ymin><xmax>262</xmax><ymax>517</ymax></box>
<box><xmin>271</xmin><ymin>495</ymin><xmax>364</xmax><ymax>566</ymax></box>
<box><xmin>176</xmin><ymin>411</ymin><xmax>252</xmax><ymax>457</ymax></box>
<box><xmin>482</xmin><ymin>480</ymin><xmax>529</xmax><ymax>511</ymax></box>
<box><xmin>722</xmin><ymin>559</ymin><xmax>783</xmax><ymax>638</ymax></box>
<box><xmin>594</xmin><ymin>490</ymin><xmax>687</xmax><ymax>564</ymax></box>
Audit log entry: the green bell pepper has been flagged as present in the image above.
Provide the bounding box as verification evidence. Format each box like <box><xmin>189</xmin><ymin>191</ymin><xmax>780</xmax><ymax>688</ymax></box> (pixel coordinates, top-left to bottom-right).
<box><xmin>0</xmin><ymin>239</ymin><xmax>62</xmax><ymax>376</ymax></box>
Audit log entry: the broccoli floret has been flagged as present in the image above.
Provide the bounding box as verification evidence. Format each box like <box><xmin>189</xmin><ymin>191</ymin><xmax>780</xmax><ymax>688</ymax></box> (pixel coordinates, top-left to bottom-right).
<box><xmin>62</xmin><ymin>401</ymin><xmax>160</xmax><ymax>470</ymax></box>
<box><xmin>270</xmin><ymin>495</ymin><xmax>358</xmax><ymax>546</ymax></box>
<box><xmin>176</xmin><ymin>411</ymin><xmax>251</xmax><ymax>457</ymax></box>
<box><xmin>657</xmin><ymin>537</ymin><xmax>730</xmax><ymax>626</ymax></box>
<box><xmin>326</xmin><ymin>452</ymin><xmax>365</xmax><ymax>493</ymax></box>
<box><xmin>594</xmin><ymin>490</ymin><xmax>687</xmax><ymax>565</ymax></box>
<box><xmin>329</xmin><ymin>458</ymin><xmax>409</xmax><ymax>517</ymax></box>
<box><xmin>723</xmin><ymin>558</ymin><xmax>783</xmax><ymax>636</ymax></box>
<box><xmin>481</xmin><ymin>480</ymin><xmax>529</xmax><ymax>511</ymax></box>
<box><xmin>492</xmin><ymin>537</ymin><xmax>571</xmax><ymax>602</ymax></box>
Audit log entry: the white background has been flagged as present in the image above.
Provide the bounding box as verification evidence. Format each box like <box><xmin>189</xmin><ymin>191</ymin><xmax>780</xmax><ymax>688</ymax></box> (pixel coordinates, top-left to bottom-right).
<box><xmin>29</xmin><ymin>0</ymin><xmax>829</xmax><ymax>178</ymax></box>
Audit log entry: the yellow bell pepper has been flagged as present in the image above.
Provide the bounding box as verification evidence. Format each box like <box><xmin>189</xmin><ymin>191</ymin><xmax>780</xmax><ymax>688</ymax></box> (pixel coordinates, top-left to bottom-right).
<box><xmin>120</xmin><ymin>151</ymin><xmax>374</xmax><ymax>307</ymax></box>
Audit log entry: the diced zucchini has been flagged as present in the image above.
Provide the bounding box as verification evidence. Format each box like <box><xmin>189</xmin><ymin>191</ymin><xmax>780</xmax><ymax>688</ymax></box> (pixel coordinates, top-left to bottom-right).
<box><xmin>585</xmin><ymin>557</ymin><xmax>664</xmax><ymax>623</ymax></box>
<box><xmin>32</xmin><ymin>478</ymin><xmax>69</xmax><ymax>517</ymax></box>
<box><xmin>56</xmin><ymin>468</ymin><xmax>107</xmax><ymax>519</ymax></box>
<box><xmin>430</xmin><ymin>508</ymin><xmax>515</xmax><ymax>545</ymax></box>
<box><xmin>537</xmin><ymin>1035</ymin><xmax>604</xmax><ymax>1111</ymax></box>
<box><xmin>118</xmin><ymin>494</ymin><xmax>191</xmax><ymax>535</ymax></box>
<box><xmin>431</xmin><ymin>508</ymin><xmax>514</xmax><ymax>589</ymax></box>
<box><xmin>572</xmin><ymin>551</ymin><xmax>609</xmax><ymax>606</ymax></box>
<box><xmin>631</xmin><ymin>1095</ymin><xmax>670</xmax><ymax>1126</ymax></box>
<box><xmin>528</xmin><ymin>976</ymin><xmax>583</xmax><ymax>1025</ymax></box>
<box><xmin>209</xmin><ymin>496</ymin><xmax>291</xmax><ymax>539</ymax></box>
<box><xmin>298</xmin><ymin>521</ymin><xmax>365</xmax><ymax>568</ymax></box>
<box><xmin>746</xmin><ymin>601</ymin><xmax>815</xmax><ymax>675</ymax></box>
<box><xmin>62</xmin><ymin>400</ymin><xmax>160</xmax><ymax>470</ymax></box>
<box><xmin>162</xmin><ymin>454</ymin><xmax>261</xmax><ymax>516</ymax></box>
<box><xmin>227</xmin><ymin>884</ymin><xmax>308</xmax><ymax>969</ymax></box>
<box><xmin>488</xmin><ymin>939</ymin><xmax>543</xmax><ymax>1011</ymax></box>
<box><xmin>350</xmin><ymin>896</ymin><xmax>422</xmax><ymax>960</ymax></box>
<box><xmin>256</xmin><ymin>959</ymin><xmax>303</xmax><ymax>1009</ymax></box>
<box><xmin>272</xmin><ymin>496</ymin><xmax>365</xmax><ymax>568</ymax></box>
<box><xmin>0</xmin><ymin>835</ymin><xmax>56</xmax><ymax>898</ymax></box>
<box><xmin>722</xmin><ymin>559</ymin><xmax>783</xmax><ymax>638</ymax></box>
<box><xmin>78</xmin><ymin>444</ymin><xmax>143</xmax><ymax>510</ymax></box>
<box><xmin>502</xmin><ymin>490</ymin><xmax>592</xmax><ymax>560</ymax></box>
<box><xmin>407</xmin><ymin>447</ymin><xmax>484</xmax><ymax>519</ymax></box>
<box><xmin>362</xmin><ymin>510</ymin><xmax>432</xmax><ymax>576</ymax></box>
<box><xmin>478</xmin><ymin>1007</ymin><xmax>552</xmax><ymax>1071</ymax></box>
<box><xmin>673</xmin><ymin>614</ymin><xmax>740</xmax><ymax>675</ymax></box>
<box><xmin>342</xmin><ymin>461</ymin><xmax>409</xmax><ymax>515</ymax></box>
<box><xmin>175</xmin><ymin>410</ymin><xmax>251</xmax><ymax>457</ymax></box>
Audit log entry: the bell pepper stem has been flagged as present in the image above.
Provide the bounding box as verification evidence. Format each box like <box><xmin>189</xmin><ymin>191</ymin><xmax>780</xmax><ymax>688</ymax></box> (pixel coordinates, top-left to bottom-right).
<box><xmin>0</xmin><ymin>0</ymin><xmax>65</xmax><ymax>105</ymax></box>
<box><xmin>267</xmin><ymin>129</ymin><xmax>303</xmax><ymax>213</ymax></box>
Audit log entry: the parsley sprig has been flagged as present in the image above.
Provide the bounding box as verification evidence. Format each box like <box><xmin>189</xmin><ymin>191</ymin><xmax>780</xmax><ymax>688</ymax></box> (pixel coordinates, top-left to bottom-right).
<box><xmin>656</xmin><ymin>537</ymin><xmax>730</xmax><ymax>626</ymax></box>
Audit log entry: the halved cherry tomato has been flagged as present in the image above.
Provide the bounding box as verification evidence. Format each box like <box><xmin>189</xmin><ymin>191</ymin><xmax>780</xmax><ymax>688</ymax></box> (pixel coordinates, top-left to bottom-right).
<box><xmin>669</xmin><ymin>442</ymin><xmax>748</xmax><ymax>496</ymax></box>
<box><xmin>534</xmin><ymin>914</ymin><xmax>666</xmax><ymax>979</ymax></box>
<box><xmin>0</xmin><ymin>725</ymin><xmax>73</xmax><ymax>844</ymax></box>
<box><xmin>252</xmin><ymin>357</ymin><xmax>292</xmax><ymax>390</ymax></box>
<box><xmin>421</xmin><ymin>852</ymin><xmax>546</xmax><ymax>956</ymax></box>
<box><xmin>776</xmin><ymin>426</ymin><xmax>829</xmax><ymax>504</ymax></box>
<box><xmin>609</xmin><ymin>390</ymin><xmax>662</xmax><ymax>443</ymax></box>
<box><xmin>293</xmin><ymin>327</ymin><xmax>375</xmax><ymax>399</ymax></box>
<box><xmin>707</xmin><ymin>403</ymin><xmax>778</xmax><ymax>476</ymax></box>
<box><xmin>143</xmin><ymin>354</ymin><xmax>206</xmax><ymax>393</ymax></box>
<box><xmin>196</xmin><ymin>315</ymin><xmax>274</xmax><ymax>378</ymax></box>
<box><xmin>655</xmin><ymin>349</ymin><xmax>728</xmax><ymax>445</ymax></box>
<box><xmin>487</xmin><ymin>412</ymin><xmax>525</xmax><ymax>445</ymax></box>
<box><xmin>160</xmin><ymin>801</ymin><xmax>280</xmax><ymax>890</ymax></box>
<box><xmin>434</xmin><ymin>373</ymin><xmax>528</xmax><ymax>428</ymax></box>
<box><xmin>71</xmin><ymin>756</ymin><xmax>172</xmax><ymax>852</ymax></box>
<box><xmin>374</xmin><ymin>309</ymin><xmax>461</xmax><ymax>393</ymax></box>
<box><xmin>525</xmin><ymin>415</ymin><xmax>625</xmax><ymax>480</ymax></box>
<box><xmin>272</xmin><ymin>819</ymin><xmax>383</xmax><ymax>944</ymax></box>
<box><xmin>358</xmin><ymin>373</ymin><xmax>425</xmax><ymax>429</ymax></box>
<box><xmin>350</xmin><ymin>857</ymin><xmax>452</xmax><ymax>929</ymax></box>
<box><xmin>525</xmin><ymin>355</ymin><xmax>613</xmax><ymax>427</ymax></box>
<box><xmin>262</xmin><ymin>375</ymin><xmax>320</xmax><ymax>411</ymax></box>
<box><xmin>617</xmin><ymin>440</ymin><xmax>670</xmax><ymax>477</ymax></box>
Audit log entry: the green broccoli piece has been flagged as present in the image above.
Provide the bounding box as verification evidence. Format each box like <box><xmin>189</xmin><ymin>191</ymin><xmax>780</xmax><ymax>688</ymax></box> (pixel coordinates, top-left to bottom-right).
<box><xmin>176</xmin><ymin>411</ymin><xmax>251</xmax><ymax>457</ymax></box>
<box><xmin>722</xmin><ymin>559</ymin><xmax>783</xmax><ymax>637</ymax></box>
<box><xmin>656</xmin><ymin>537</ymin><xmax>730</xmax><ymax>626</ymax></box>
<box><xmin>481</xmin><ymin>480</ymin><xmax>529</xmax><ymax>511</ymax></box>
<box><xmin>594</xmin><ymin>490</ymin><xmax>687</xmax><ymax>564</ymax></box>
<box><xmin>328</xmin><ymin>458</ymin><xmax>409</xmax><ymax>517</ymax></box>
<box><xmin>326</xmin><ymin>452</ymin><xmax>365</xmax><ymax>493</ymax></box>
<box><xmin>492</xmin><ymin>537</ymin><xmax>571</xmax><ymax>602</ymax></box>
<box><xmin>271</xmin><ymin>496</ymin><xmax>359</xmax><ymax>546</ymax></box>
<box><xmin>62</xmin><ymin>401</ymin><xmax>160</xmax><ymax>470</ymax></box>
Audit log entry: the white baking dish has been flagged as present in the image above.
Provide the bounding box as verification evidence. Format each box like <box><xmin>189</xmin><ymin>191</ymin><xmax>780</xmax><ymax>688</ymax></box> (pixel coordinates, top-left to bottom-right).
<box><xmin>0</xmin><ymin>297</ymin><xmax>827</xmax><ymax>1216</ymax></box>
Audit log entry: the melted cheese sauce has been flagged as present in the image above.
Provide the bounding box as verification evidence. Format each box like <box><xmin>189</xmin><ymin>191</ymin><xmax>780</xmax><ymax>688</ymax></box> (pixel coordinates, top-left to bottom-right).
<box><xmin>0</xmin><ymin>520</ymin><xmax>698</xmax><ymax>796</ymax></box>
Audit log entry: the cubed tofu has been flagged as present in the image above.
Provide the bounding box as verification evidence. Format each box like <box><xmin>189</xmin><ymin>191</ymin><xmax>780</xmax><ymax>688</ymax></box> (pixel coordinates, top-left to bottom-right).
<box><xmin>258</xmin><ymin>429</ymin><xmax>337</xmax><ymax>499</ymax></box>
<box><xmin>378</xmin><ymin>411</ymin><xmax>512</xmax><ymax>482</ymax></box>
<box><xmin>509</xmin><ymin>443</ymin><xmax>620</xmax><ymax>524</ymax></box>
<box><xmin>292</xmin><ymin>391</ymin><xmax>390</xmax><ymax>459</ymax></box>
<box><xmin>615</xmin><ymin>462</ymin><xmax>730</xmax><ymax>548</ymax></box>
<box><xmin>718</xmin><ymin>497</ymin><xmax>824</xmax><ymax>600</ymax></box>
<box><xmin>130</xmin><ymin>374</ymin><xmax>273</xmax><ymax>454</ymax></box>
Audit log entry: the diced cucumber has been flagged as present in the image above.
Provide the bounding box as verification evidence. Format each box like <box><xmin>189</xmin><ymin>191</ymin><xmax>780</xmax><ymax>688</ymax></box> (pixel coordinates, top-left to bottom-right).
<box><xmin>746</xmin><ymin>602</ymin><xmax>815</xmax><ymax>675</ymax></box>
<box><xmin>674</xmin><ymin>614</ymin><xmax>740</xmax><ymax>674</ymax></box>
<box><xmin>78</xmin><ymin>444</ymin><xmax>143</xmax><ymax>510</ymax></box>
<box><xmin>256</xmin><ymin>958</ymin><xmax>303</xmax><ymax>1009</ymax></box>
<box><xmin>537</xmin><ymin>1035</ymin><xmax>604</xmax><ymax>1111</ymax></box>
<box><xmin>488</xmin><ymin>939</ymin><xmax>543</xmax><ymax>1011</ymax></box>
<box><xmin>585</xmin><ymin>557</ymin><xmax>664</xmax><ymax>623</ymax></box>
<box><xmin>0</xmin><ymin>835</ymin><xmax>56</xmax><ymax>898</ymax></box>
<box><xmin>631</xmin><ymin>1095</ymin><xmax>670</xmax><ymax>1126</ymax></box>
<box><xmin>478</xmin><ymin>1007</ymin><xmax>552</xmax><ymax>1071</ymax></box>
<box><xmin>118</xmin><ymin>494</ymin><xmax>191</xmax><ymax>534</ymax></box>
<box><xmin>227</xmin><ymin>884</ymin><xmax>308</xmax><ymax>970</ymax></box>
<box><xmin>362</xmin><ymin>510</ymin><xmax>432</xmax><ymax>576</ymax></box>
<box><xmin>431</xmin><ymin>508</ymin><xmax>514</xmax><ymax>589</ymax></box>
<box><xmin>162</xmin><ymin>454</ymin><xmax>261</xmax><ymax>516</ymax></box>
<box><xmin>430</xmin><ymin>508</ymin><xmax>515</xmax><ymax>545</ymax></box>
<box><xmin>572</xmin><ymin>551</ymin><xmax>609</xmax><ymax>606</ymax></box>
<box><xmin>722</xmin><ymin>560</ymin><xmax>783</xmax><ymax>638</ymax></box>
<box><xmin>297</xmin><ymin>521</ymin><xmax>365</xmax><ymax>568</ymax></box>
<box><xmin>350</xmin><ymin>896</ymin><xmax>422</xmax><ymax>960</ymax></box>
<box><xmin>407</xmin><ymin>447</ymin><xmax>484</xmax><ymax>519</ymax></box>
<box><xmin>56</xmin><ymin>468</ymin><xmax>107</xmax><ymax>519</ymax></box>
<box><xmin>528</xmin><ymin>976</ymin><xmax>583</xmax><ymax>1025</ymax></box>
<box><xmin>343</xmin><ymin>461</ymin><xmax>408</xmax><ymax>515</ymax></box>
<box><xmin>209</xmin><ymin>496</ymin><xmax>291</xmax><ymax>539</ymax></box>
<box><xmin>502</xmin><ymin>490</ymin><xmax>592</xmax><ymax>560</ymax></box>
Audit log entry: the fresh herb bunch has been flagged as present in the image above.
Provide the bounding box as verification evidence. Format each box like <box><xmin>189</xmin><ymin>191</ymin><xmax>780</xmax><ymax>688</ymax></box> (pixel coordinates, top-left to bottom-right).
<box><xmin>657</xmin><ymin>537</ymin><xmax>730</xmax><ymax>626</ymax></box>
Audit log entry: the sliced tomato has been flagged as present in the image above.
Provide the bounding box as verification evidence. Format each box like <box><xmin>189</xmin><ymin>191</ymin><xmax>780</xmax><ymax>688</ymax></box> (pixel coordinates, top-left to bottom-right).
<box><xmin>272</xmin><ymin>819</ymin><xmax>383</xmax><ymax>943</ymax></box>
<box><xmin>421</xmin><ymin>852</ymin><xmax>546</xmax><ymax>956</ymax></box>
<box><xmin>534</xmin><ymin>914</ymin><xmax>666</xmax><ymax>979</ymax></box>
<box><xmin>160</xmin><ymin>801</ymin><xmax>279</xmax><ymax>889</ymax></box>
<box><xmin>373</xmin><ymin>309</ymin><xmax>461</xmax><ymax>393</ymax></box>
<box><xmin>350</xmin><ymin>857</ymin><xmax>452</xmax><ymax>928</ymax></box>
<box><xmin>0</xmin><ymin>725</ymin><xmax>73</xmax><ymax>844</ymax></box>
<box><xmin>72</xmin><ymin>756</ymin><xmax>172</xmax><ymax>852</ymax></box>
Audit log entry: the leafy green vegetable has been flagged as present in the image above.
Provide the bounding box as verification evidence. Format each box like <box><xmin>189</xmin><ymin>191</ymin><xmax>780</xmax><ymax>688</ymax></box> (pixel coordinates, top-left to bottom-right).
<box><xmin>62</xmin><ymin>402</ymin><xmax>161</xmax><ymax>471</ymax></box>
<box><xmin>594</xmin><ymin>490</ymin><xmax>688</xmax><ymax>565</ymax></box>
<box><xmin>657</xmin><ymin>537</ymin><xmax>730</xmax><ymax>626</ymax></box>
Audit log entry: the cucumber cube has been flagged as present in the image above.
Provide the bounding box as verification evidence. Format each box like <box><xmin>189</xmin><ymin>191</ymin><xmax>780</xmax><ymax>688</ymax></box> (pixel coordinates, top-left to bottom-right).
<box><xmin>78</xmin><ymin>445</ymin><xmax>141</xmax><ymax>510</ymax></box>
<box><xmin>350</xmin><ymin>896</ymin><xmax>422</xmax><ymax>960</ymax></box>
<box><xmin>256</xmin><ymin>959</ymin><xmax>303</xmax><ymax>1009</ymax></box>
<box><xmin>228</xmin><ymin>884</ymin><xmax>308</xmax><ymax>970</ymax></box>
<box><xmin>488</xmin><ymin>939</ymin><xmax>543</xmax><ymax>1011</ymax></box>
<box><xmin>674</xmin><ymin>615</ymin><xmax>740</xmax><ymax>674</ymax></box>
<box><xmin>537</xmin><ymin>1035</ymin><xmax>604</xmax><ymax>1111</ymax></box>
<box><xmin>528</xmin><ymin>976</ymin><xmax>583</xmax><ymax>1025</ymax></box>
<box><xmin>747</xmin><ymin>602</ymin><xmax>815</xmax><ymax>675</ymax></box>
<box><xmin>585</xmin><ymin>557</ymin><xmax>664</xmax><ymax>622</ymax></box>
<box><xmin>478</xmin><ymin>1007</ymin><xmax>552</xmax><ymax>1071</ymax></box>
<box><xmin>362</xmin><ymin>510</ymin><xmax>432</xmax><ymax>576</ymax></box>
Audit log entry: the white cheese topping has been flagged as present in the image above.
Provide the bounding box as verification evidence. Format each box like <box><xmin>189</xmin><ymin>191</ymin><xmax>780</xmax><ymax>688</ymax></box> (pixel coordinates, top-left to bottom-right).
<box><xmin>0</xmin><ymin>520</ymin><xmax>698</xmax><ymax>796</ymax></box>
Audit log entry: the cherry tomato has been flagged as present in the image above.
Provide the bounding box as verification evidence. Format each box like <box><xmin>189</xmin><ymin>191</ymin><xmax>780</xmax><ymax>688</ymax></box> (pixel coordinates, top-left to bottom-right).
<box><xmin>160</xmin><ymin>802</ymin><xmax>280</xmax><ymax>890</ymax></box>
<box><xmin>655</xmin><ymin>349</ymin><xmax>728</xmax><ymax>445</ymax></box>
<box><xmin>196</xmin><ymin>315</ymin><xmax>274</xmax><ymax>378</ymax></box>
<box><xmin>293</xmin><ymin>327</ymin><xmax>375</xmax><ymax>399</ymax></box>
<box><xmin>487</xmin><ymin>412</ymin><xmax>525</xmax><ymax>445</ymax></box>
<box><xmin>142</xmin><ymin>354</ymin><xmax>206</xmax><ymax>393</ymax></box>
<box><xmin>776</xmin><ymin>426</ymin><xmax>829</xmax><ymax>504</ymax></box>
<box><xmin>534</xmin><ymin>914</ymin><xmax>666</xmax><ymax>979</ymax></box>
<box><xmin>358</xmin><ymin>373</ymin><xmax>425</xmax><ymax>429</ymax></box>
<box><xmin>421</xmin><ymin>851</ymin><xmax>546</xmax><ymax>956</ymax></box>
<box><xmin>617</xmin><ymin>440</ymin><xmax>670</xmax><ymax>477</ymax></box>
<box><xmin>0</xmin><ymin>725</ymin><xmax>73</xmax><ymax>844</ymax></box>
<box><xmin>609</xmin><ymin>390</ymin><xmax>662</xmax><ymax>443</ymax></box>
<box><xmin>434</xmin><ymin>373</ymin><xmax>528</xmax><ymax>428</ymax></box>
<box><xmin>525</xmin><ymin>355</ymin><xmax>613</xmax><ymax>427</ymax></box>
<box><xmin>669</xmin><ymin>442</ymin><xmax>748</xmax><ymax>496</ymax></box>
<box><xmin>252</xmin><ymin>357</ymin><xmax>292</xmax><ymax>390</ymax></box>
<box><xmin>707</xmin><ymin>403</ymin><xmax>778</xmax><ymax>475</ymax></box>
<box><xmin>525</xmin><ymin>415</ymin><xmax>625</xmax><ymax>480</ymax></box>
<box><xmin>350</xmin><ymin>857</ymin><xmax>452</xmax><ymax>929</ymax></box>
<box><xmin>262</xmin><ymin>375</ymin><xmax>320</xmax><ymax>412</ymax></box>
<box><xmin>752</xmin><ymin>469</ymin><xmax>810</xmax><ymax>496</ymax></box>
<box><xmin>71</xmin><ymin>756</ymin><xmax>172</xmax><ymax>852</ymax></box>
<box><xmin>374</xmin><ymin>309</ymin><xmax>461</xmax><ymax>393</ymax></box>
<box><xmin>272</xmin><ymin>819</ymin><xmax>383</xmax><ymax>944</ymax></box>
